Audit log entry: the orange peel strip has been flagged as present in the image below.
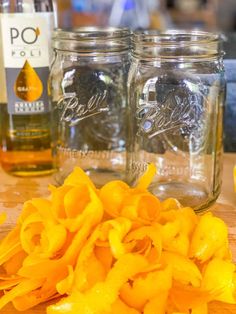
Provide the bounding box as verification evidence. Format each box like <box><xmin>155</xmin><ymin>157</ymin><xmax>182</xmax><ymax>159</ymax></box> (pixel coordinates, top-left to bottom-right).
<box><xmin>0</xmin><ymin>212</ymin><xmax>7</xmax><ymax>225</ymax></box>
<box><xmin>135</xmin><ymin>163</ymin><xmax>156</xmax><ymax>190</ymax></box>
<box><xmin>0</xmin><ymin>278</ymin><xmax>43</xmax><ymax>310</ymax></box>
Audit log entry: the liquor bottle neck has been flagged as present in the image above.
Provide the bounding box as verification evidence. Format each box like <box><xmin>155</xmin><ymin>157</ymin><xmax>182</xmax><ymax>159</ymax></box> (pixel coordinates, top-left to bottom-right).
<box><xmin>0</xmin><ymin>0</ymin><xmax>54</xmax><ymax>13</ymax></box>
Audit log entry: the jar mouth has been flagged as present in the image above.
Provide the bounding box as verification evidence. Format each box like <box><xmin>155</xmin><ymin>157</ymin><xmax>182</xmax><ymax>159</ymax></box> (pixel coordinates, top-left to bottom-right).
<box><xmin>54</xmin><ymin>27</ymin><xmax>130</xmax><ymax>40</ymax></box>
<box><xmin>133</xmin><ymin>30</ymin><xmax>220</xmax><ymax>45</ymax></box>
<box><xmin>53</xmin><ymin>27</ymin><xmax>131</xmax><ymax>54</ymax></box>
<box><xmin>132</xmin><ymin>30</ymin><xmax>223</xmax><ymax>61</ymax></box>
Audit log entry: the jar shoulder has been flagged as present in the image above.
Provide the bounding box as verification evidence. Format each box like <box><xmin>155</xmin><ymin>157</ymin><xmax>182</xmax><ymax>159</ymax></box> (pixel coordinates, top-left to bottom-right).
<box><xmin>128</xmin><ymin>59</ymin><xmax>226</xmax><ymax>87</ymax></box>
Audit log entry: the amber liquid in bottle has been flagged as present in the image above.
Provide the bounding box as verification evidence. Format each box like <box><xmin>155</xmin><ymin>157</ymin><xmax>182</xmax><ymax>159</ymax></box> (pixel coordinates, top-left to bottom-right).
<box><xmin>0</xmin><ymin>0</ymin><xmax>56</xmax><ymax>176</ymax></box>
<box><xmin>1</xmin><ymin>105</ymin><xmax>54</xmax><ymax>176</ymax></box>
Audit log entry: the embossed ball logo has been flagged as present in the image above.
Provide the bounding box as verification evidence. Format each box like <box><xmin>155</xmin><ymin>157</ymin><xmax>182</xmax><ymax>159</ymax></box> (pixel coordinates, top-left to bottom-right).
<box><xmin>57</xmin><ymin>70</ymin><xmax>109</xmax><ymax>127</ymax></box>
<box><xmin>137</xmin><ymin>77</ymin><xmax>208</xmax><ymax>153</ymax></box>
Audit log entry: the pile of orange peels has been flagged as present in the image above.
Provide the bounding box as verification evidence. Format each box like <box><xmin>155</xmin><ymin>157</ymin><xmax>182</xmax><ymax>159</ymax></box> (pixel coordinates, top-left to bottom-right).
<box><xmin>0</xmin><ymin>164</ymin><xmax>235</xmax><ymax>314</ymax></box>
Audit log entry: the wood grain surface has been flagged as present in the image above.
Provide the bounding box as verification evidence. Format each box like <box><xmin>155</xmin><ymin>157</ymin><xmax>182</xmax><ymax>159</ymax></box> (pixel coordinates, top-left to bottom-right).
<box><xmin>0</xmin><ymin>154</ymin><xmax>235</xmax><ymax>314</ymax></box>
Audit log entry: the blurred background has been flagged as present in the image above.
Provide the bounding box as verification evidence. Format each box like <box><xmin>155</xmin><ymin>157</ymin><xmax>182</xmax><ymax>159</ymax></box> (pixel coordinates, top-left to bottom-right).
<box><xmin>55</xmin><ymin>0</ymin><xmax>236</xmax><ymax>152</ymax></box>
<box><xmin>56</xmin><ymin>0</ymin><xmax>236</xmax><ymax>31</ymax></box>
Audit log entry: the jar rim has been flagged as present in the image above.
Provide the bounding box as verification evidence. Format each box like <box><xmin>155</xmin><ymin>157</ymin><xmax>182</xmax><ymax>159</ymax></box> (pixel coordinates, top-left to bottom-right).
<box><xmin>53</xmin><ymin>27</ymin><xmax>131</xmax><ymax>41</ymax></box>
<box><xmin>133</xmin><ymin>29</ymin><xmax>221</xmax><ymax>45</ymax></box>
<box><xmin>132</xmin><ymin>29</ymin><xmax>223</xmax><ymax>61</ymax></box>
<box><xmin>52</xmin><ymin>27</ymin><xmax>131</xmax><ymax>54</ymax></box>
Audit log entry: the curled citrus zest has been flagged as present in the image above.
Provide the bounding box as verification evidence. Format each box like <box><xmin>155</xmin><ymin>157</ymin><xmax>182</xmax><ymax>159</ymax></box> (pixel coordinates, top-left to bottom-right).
<box><xmin>105</xmin><ymin>218</ymin><xmax>132</xmax><ymax>259</ymax></box>
<box><xmin>201</xmin><ymin>258</ymin><xmax>236</xmax><ymax>304</ymax></box>
<box><xmin>56</xmin><ymin>265</ymin><xmax>74</xmax><ymax>295</ymax></box>
<box><xmin>161</xmin><ymin>252</ymin><xmax>202</xmax><ymax>287</ymax></box>
<box><xmin>190</xmin><ymin>212</ymin><xmax>229</xmax><ymax>262</ymax></box>
<box><xmin>121</xmin><ymin>192</ymin><xmax>161</xmax><ymax>224</ymax></box>
<box><xmin>169</xmin><ymin>283</ymin><xmax>212</xmax><ymax>313</ymax></box>
<box><xmin>160</xmin><ymin>220</ymin><xmax>190</xmax><ymax>256</ymax></box>
<box><xmin>64</xmin><ymin>166</ymin><xmax>97</xmax><ymax>191</ymax></box>
<box><xmin>0</xmin><ymin>227</ymin><xmax>22</xmax><ymax>265</ymax></box>
<box><xmin>0</xmin><ymin>166</ymin><xmax>235</xmax><ymax>314</ymax></box>
<box><xmin>0</xmin><ymin>212</ymin><xmax>7</xmax><ymax>225</ymax></box>
<box><xmin>99</xmin><ymin>181</ymin><xmax>130</xmax><ymax>218</ymax></box>
<box><xmin>161</xmin><ymin>198</ymin><xmax>182</xmax><ymax>211</ymax></box>
<box><xmin>0</xmin><ymin>278</ymin><xmax>43</xmax><ymax>309</ymax></box>
<box><xmin>120</xmin><ymin>265</ymin><xmax>172</xmax><ymax>310</ymax></box>
<box><xmin>135</xmin><ymin>163</ymin><xmax>156</xmax><ymax>190</ymax></box>
<box><xmin>124</xmin><ymin>225</ymin><xmax>162</xmax><ymax>263</ymax></box>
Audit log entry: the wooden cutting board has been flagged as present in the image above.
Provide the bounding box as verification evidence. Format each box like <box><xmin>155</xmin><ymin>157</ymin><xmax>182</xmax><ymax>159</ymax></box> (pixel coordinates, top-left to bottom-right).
<box><xmin>0</xmin><ymin>154</ymin><xmax>236</xmax><ymax>314</ymax></box>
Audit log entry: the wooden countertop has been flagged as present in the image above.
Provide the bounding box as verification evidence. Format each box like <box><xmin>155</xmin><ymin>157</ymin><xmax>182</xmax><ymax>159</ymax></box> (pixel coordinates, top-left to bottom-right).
<box><xmin>0</xmin><ymin>153</ymin><xmax>235</xmax><ymax>313</ymax></box>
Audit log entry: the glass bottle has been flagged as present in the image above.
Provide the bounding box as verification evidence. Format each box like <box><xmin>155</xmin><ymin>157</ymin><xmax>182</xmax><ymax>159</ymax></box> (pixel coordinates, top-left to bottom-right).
<box><xmin>50</xmin><ymin>27</ymin><xmax>130</xmax><ymax>186</ymax></box>
<box><xmin>0</xmin><ymin>0</ymin><xmax>56</xmax><ymax>176</ymax></box>
<box><xmin>127</xmin><ymin>30</ymin><xmax>226</xmax><ymax>212</ymax></box>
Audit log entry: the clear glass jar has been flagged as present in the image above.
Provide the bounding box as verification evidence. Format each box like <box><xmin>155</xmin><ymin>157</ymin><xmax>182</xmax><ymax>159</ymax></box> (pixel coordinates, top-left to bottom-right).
<box><xmin>127</xmin><ymin>30</ymin><xmax>226</xmax><ymax>212</ymax></box>
<box><xmin>50</xmin><ymin>27</ymin><xmax>130</xmax><ymax>186</ymax></box>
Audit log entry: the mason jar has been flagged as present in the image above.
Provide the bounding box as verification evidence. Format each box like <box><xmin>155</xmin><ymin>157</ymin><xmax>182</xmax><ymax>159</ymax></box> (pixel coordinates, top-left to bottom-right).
<box><xmin>127</xmin><ymin>30</ymin><xmax>225</xmax><ymax>212</ymax></box>
<box><xmin>50</xmin><ymin>27</ymin><xmax>130</xmax><ymax>186</ymax></box>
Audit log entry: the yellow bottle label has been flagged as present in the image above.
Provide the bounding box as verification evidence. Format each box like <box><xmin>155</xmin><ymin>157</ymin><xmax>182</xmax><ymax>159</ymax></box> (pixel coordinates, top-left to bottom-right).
<box><xmin>0</xmin><ymin>12</ymin><xmax>54</xmax><ymax>114</ymax></box>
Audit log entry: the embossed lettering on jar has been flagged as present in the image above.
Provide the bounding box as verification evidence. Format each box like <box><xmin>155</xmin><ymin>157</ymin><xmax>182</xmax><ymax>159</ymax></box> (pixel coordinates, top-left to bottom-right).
<box><xmin>127</xmin><ymin>30</ymin><xmax>226</xmax><ymax>212</ymax></box>
<box><xmin>50</xmin><ymin>27</ymin><xmax>130</xmax><ymax>186</ymax></box>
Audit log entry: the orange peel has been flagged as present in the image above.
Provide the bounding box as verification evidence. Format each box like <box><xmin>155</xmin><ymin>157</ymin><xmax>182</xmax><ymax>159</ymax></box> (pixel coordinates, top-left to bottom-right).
<box><xmin>0</xmin><ymin>164</ymin><xmax>234</xmax><ymax>314</ymax></box>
